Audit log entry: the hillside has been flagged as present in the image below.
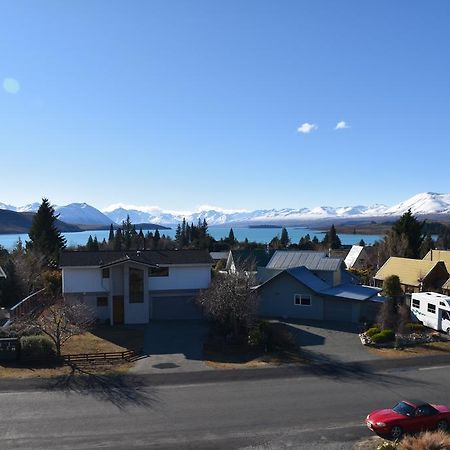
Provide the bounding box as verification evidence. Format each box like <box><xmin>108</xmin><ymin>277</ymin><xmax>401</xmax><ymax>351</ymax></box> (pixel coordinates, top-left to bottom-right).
<box><xmin>0</xmin><ymin>210</ymin><xmax>81</xmax><ymax>234</ymax></box>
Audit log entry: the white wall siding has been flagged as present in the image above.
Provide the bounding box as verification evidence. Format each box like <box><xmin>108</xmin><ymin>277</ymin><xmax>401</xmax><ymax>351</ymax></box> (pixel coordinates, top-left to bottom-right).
<box><xmin>63</xmin><ymin>268</ymin><xmax>109</xmax><ymax>294</ymax></box>
<box><xmin>149</xmin><ymin>266</ymin><xmax>211</xmax><ymax>291</ymax></box>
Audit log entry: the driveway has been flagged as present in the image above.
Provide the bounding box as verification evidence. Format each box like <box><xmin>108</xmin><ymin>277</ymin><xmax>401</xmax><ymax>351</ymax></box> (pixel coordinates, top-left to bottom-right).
<box><xmin>274</xmin><ymin>319</ymin><xmax>381</xmax><ymax>363</ymax></box>
<box><xmin>131</xmin><ymin>320</ymin><xmax>209</xmax><ymax>374</ymax></box>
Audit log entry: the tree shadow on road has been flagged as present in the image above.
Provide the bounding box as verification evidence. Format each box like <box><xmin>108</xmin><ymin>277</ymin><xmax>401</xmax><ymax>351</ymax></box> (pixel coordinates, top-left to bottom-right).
<box><xmin>299</xmin><ymin>349</ymin><xmax>427</xmax><ymax>387</ymax></box>
<box><xmin>47</xmin><ymin>365</ymin><xmax>160</xmax><ymax>410</ymax></box>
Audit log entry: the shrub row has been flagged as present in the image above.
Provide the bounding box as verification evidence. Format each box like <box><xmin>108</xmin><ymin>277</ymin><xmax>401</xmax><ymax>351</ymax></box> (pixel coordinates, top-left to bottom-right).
<box><xmin>20</xmin><ymin>335</ymin><xmax>56</xmax><ymax>360</ymax></box>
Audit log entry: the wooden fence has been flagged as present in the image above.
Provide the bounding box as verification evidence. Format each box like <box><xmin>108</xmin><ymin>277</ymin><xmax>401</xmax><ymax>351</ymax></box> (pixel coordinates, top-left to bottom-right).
<box><xmin>63</xmin><ymin>349</ymin><xmax>140</xmax><ymax>366</ymax></box>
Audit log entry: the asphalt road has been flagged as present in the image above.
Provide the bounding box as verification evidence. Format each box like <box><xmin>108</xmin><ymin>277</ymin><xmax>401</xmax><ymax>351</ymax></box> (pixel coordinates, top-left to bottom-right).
<box><xmin>1</xmin><ymin>363</ymin><xmax>450</xmax><ymax>450</ymax></box>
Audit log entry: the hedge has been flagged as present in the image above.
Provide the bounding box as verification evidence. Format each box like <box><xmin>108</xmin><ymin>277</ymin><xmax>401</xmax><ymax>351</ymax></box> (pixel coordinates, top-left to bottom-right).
<box><xmin>20</xmin><ymin>335</ymin><xmax>56</xmax><ymax>360</ymax></box>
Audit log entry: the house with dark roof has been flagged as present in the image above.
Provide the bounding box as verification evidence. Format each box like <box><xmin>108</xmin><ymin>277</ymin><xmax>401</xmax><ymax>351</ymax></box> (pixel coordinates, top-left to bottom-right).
<box><xmin>60</xmin><ymin>250</ymin><xmax>213</xmax><ymax>324</ymax></box>
<box><xmin>257</xmin><ymin>266</ymin><xmax>382</xmax><ymax>323</ymax></box>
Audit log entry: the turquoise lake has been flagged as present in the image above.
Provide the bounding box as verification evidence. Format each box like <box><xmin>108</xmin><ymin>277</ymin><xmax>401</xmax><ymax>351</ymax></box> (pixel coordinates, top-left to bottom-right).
<box><xmin>0</xmin><ymin>226</ymin><xmax>383</xmax><ymax>250</ymax></box>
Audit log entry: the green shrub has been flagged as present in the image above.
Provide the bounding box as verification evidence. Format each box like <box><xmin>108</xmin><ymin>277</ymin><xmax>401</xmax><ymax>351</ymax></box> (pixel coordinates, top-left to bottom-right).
<box><xmin>366</xmin><ymin>326</ymin><xmax>381</xmax><ymax>338</ymax></box>
<box><xmin>405</xmin><ymin>323</ymin><xmax>425</xmax><ymax>334</ymax></box>
<box><xmin>20</xmin><ymin>335</ymin><xmax>56</xmax><ymax>360</ymax></box>
<box><xmin>371</xmin><ymin>329</ymin><xmax>395</xmax><ymax>343</ymax></box>
<box><xmin>248</xmin><ymin>321</ymin><xmax>269</xmax><ymax>348</ymax></box>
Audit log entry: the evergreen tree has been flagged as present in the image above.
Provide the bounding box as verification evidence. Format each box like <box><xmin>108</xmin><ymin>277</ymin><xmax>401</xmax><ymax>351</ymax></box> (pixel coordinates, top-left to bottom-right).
<box><xmin>108</xmin><ymin>224</ymin><xmax>115</xmax><ymax>243</ymax></box>
<box><xmin>175</xmin><ymin>224</ymin><xmax>182</xmax><ymax>246</ymax></box>
<box><xmin>92</xmin><ymin>236</ymin><xmax>99</xmax><ymax>251</ymax></box>
<box><xmin>138</xmin><ymin>228</ymin><xmax>145</xmax><ymax>250</ymax></box>
<box><xmin>181</xmin><ymin>218</ymin><xmax>187</xmax><ymax>246</ymax></box>
<box><xmin>86</xmin><ymin>235</ymin><xmax>94</xmax><ymax>250</ymax></box>
<box><xmin>391</xmin><ymin>209</ymin><xmax>424</xmax><ymax>259</ymax></box>
<box><xmin>358</xmin><ymin>239</ymin><xmax>366</xmax><ymax>247</ymax></box>
<box><xmin>280</xmin><ymin>227</ymin><xmax>290</xmax><ymax>248</ymax></box>
<box><xmin>122</xmin><ymin>215</ymin><xmax>133</xmax><ymax>250</ymax></box>
<box><xmin>27</xmin><ymin>198</ymin><xmax>66</xmax><ymax>263</ymax></box>
<box><xmin>228</xmin><ymin>228</ymin><xmax>236</xmax><ymax>245</ymax></box>
<box><xmin>114</xmin><ymin>228</ymin><xmax>123</xmax><ymax>251</ymax></box>
<box><xmin>420</xmin><ymin>233</ymin><xmax>435</xmax><ymax>258</ymax></box>
<box><xmin>153</xmin><ymin>228</ymin><xmax>160</xmax><ymax>249</ymax></box>
<box><xmin>322</xmin><ymin>224</ymin><xmax>342</xmax><ymax>249</ymax></box>
<box><xmin>202</xmin><ymin>219</ymin><xmax>208</xmax><ymax>237</ymax></box>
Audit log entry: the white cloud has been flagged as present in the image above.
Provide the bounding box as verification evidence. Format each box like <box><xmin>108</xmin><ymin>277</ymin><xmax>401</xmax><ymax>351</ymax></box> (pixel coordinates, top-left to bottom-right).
<box><xmin>196</xmin><ymin>204</ymin><xmax>249</xmax><ymax>214</ymax></box>
<box><xmin>3</xmin><ymin>78</ymin><xmax>20</xmax><ymax>94</ymax></box>
<box><xmin>335</xmin><ymin>120</ymin><xmax>350</xmax><ymax>130</ymax></box>
<box><xmin>297</xmin><ymin>122</ymin><xmax>318</xmax><ymax>134</ymax></box>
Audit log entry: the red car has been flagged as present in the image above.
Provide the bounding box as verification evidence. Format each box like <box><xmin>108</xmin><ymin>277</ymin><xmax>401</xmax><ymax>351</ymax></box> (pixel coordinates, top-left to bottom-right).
<box><xmin>366</xmin><ymin>400</ymin><xmax>450</xmax><ymax>439</ymax></box>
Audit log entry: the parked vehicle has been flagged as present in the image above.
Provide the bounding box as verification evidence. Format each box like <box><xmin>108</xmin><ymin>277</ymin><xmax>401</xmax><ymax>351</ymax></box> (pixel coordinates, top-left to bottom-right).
<box><xmin>366</xmin><ymin>400</ymin><xmax>450</xmax><ymax>439</ymax></box>
<box><xmin>410</xmin><ymin>292</ymin><xmax>450</xmax><ymax>335</ymax></box>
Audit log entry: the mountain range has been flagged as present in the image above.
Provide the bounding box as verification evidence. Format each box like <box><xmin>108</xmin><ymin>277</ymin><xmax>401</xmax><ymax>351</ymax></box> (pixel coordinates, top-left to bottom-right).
<box><xmin>1</xmin><ymin>192</ymin><xmax>450</xmax><ymax>228</ymax></box>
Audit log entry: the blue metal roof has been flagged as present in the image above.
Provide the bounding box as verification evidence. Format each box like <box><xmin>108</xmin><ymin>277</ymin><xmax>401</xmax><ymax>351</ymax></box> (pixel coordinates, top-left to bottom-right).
<box><xmin>285</xmin><ymin>267</ymin><xmax>330</xmax><ymax>292</ymax></box>
<box><xmin>267</xmin><ymin>250</ymin><xmax>342</xmax><ymax>272</ymax></box>
<box><xmin>321</xmin><ymin>284</ymin><xmax>381</xmax><ymax>302</ymax></box>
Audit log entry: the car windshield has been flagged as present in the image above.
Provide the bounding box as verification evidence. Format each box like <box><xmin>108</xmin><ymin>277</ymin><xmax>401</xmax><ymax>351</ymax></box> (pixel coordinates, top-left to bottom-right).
<box><xmin>392</xmin><ymin>402</ymin><xmax>415</xmax><ymax>416</ymax></box>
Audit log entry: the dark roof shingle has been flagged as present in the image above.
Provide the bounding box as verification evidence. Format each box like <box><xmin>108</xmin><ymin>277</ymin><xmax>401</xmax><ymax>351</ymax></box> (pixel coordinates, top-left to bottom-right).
<box><xmin>60</xmin><ymin>250</ymin><xmax>213</xmax><ymax>267</ymax></box>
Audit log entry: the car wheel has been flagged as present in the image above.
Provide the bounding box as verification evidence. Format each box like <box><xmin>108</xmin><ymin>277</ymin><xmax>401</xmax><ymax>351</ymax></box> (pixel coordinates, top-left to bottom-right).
<box><xmin>447</xmin><ymin>328</ymin><xmax>450</xmax><ymax>336</ymax></box>
<box><xmin>437</xmin><ymin>419</ymin><xmax>448</xmax><ymax>431</ymax></box>
<box><xmin>390</xmin><ymin>425</ymin><xmax>403</xmax><ymax>439</ymax></box>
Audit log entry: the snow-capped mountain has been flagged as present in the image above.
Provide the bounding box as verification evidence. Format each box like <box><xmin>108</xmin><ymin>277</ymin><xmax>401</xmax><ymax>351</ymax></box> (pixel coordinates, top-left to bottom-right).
<box><xmin>1</xmin><ymin>192</ymin><xmax>450</xmax><ymax>227</ymax></box>
<box><xmin>383</xmin><ymin>192</ymin><xmax>450</xmax><ymax>216</ymax></box>
<box><xmin>55</xmin><ymin>203</ymin><xmax>113</xmax><ymax>225</ymax></box>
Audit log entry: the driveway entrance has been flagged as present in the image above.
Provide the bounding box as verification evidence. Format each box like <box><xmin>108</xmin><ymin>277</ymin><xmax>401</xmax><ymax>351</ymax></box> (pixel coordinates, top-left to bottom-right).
<box><xmin>131</xmin><ymin>320</ymin><xmax>209</xmax><ymax>374</ymax></box>
<box><xmin>275</xmin><ymin>319</ymin><xmax>381</xmax><ymax>363</ymax></box>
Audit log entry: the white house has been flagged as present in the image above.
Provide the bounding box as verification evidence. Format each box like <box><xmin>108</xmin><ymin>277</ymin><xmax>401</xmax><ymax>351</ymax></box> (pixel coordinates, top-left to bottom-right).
<box><xmin>60</xmin><ymin>250</ymin><xmax>213</xmax><ymax>324</ymax></box>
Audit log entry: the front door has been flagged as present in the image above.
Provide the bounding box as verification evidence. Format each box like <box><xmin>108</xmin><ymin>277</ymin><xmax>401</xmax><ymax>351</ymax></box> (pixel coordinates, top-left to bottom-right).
<box><xmin>113</xmin><ymin>295</ymin><xmax>124</xmax><ymax>324</ymax></box>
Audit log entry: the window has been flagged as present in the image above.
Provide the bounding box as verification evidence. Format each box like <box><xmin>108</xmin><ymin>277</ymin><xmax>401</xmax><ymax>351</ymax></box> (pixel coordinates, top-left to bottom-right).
<box><xmin>149</xmin><ymin>267</ymin><xmax>169</xmax><ymax>277</ymax></box>
<box><xmin>294</xmin><ymin>294</ymin><xmax>311</xmax><ymax>306</ymax></box>
<box><xmin>412</xmin><ymin>299</ymin><xmax>420</xmax><ymax>309</ymax></box>
<box><xmin>97</xmin><ymin>296</ymin><xmax>108</xmax><ymax>307</ymax></box>
<box><xmin>427</xmin><ymin>303</ymin><xmax>436</xmax><ymax>314</ymax></box>
<box><xmin>442</xmin><ymin>311</ymin><xmax>450</xmax><ymax>321</ymax></box>
<box><xmin>129</xmin><ymin>268</ymin><xmax>144</xmax><ymax>303</ymax></box>
<box><xmin>102</xmin><ymin>268</ymin><xmax>110</xmax><ymax>278</ymax></box>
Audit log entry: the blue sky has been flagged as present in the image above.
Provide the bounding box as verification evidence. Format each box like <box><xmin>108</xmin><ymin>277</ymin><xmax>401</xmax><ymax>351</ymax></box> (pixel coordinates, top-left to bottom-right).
<box><xmin>1</xmin><ymin>1</ymin><xmax>450</xmax><ymax>211</ymax></box>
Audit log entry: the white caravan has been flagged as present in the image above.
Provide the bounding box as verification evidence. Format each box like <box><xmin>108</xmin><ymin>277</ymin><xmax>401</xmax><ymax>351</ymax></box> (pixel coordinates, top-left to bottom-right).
<box><xmin>410</xmin><ymin>292</ymin><xmax>450</xmax><ymax>334</ymax></box>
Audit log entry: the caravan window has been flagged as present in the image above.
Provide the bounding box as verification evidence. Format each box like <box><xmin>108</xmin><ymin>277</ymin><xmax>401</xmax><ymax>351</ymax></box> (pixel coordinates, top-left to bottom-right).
<box><xmin>412</xmin><ymin>299</ymin><xmax>420</xmax><ymax>308</ymax></box>
<box><xmin>427</xmin><ymin>303</ymin><xmax>436</xmax><ymax>314</ymax></box>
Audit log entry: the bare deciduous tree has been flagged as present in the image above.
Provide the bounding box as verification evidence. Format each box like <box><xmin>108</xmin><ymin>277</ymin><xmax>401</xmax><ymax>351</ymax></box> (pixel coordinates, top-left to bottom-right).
<box><xmin>14</xmin><ymin>299</ymin><xmax>95</xmax><ymax>357</ymax></box>
<box><xmin>197</xmin><ymin>272</ymin><xmax>257</xmax><ymax>337</ymax></box>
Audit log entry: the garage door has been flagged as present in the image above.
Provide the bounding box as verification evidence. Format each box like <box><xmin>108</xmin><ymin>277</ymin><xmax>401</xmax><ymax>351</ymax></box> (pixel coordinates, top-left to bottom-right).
<box><xmin>323</xmin><ymin>299</ymin><xmax>353</xmax><ymax>322</ymax></box>
<box><xmin>151</xmin><ymin>295</ymin><xmax>204</xmax><ymax>320</ymax></box>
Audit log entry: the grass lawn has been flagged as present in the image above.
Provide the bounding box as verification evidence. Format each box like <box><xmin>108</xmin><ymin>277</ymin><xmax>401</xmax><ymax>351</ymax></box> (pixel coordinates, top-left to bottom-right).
<box><xmin>0</xmin><ymin>325</ymin><xmax>145</xmax><ymax>379</ymax></box>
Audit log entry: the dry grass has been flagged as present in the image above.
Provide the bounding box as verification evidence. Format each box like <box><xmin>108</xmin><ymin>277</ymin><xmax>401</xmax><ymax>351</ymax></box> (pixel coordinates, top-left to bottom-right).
<box><xmin>205</xmin><ymin>350</ymin><xmax>305</xmax><ymax>370</ymax></box>
<box><xmin>0</xmin><ymin>325</ymin><xmax>144</xmax><ymax>379</ymax></box>
<box><xmin>354</xmin><ymin>431</ymin><xmax>450</xmax><ymax>450</ymax></box>
<box><xmin>367</xmin><ymin>341</ymin><xmax>450</xmax><ymax>359</ymax></box>
<box><xmin>399</xmin><ymin>431</ymin><xmax>450</xmax><ymax>450</ymax></box>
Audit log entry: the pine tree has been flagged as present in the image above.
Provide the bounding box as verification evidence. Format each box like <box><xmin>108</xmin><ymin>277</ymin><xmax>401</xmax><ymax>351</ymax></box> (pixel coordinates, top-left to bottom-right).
<box><xmin>114</xmin><ymin>228</ymin><xmax>123</xmax><ymax>251</ymax></box>
<box><xmin>175</xmin><ymin>224</ymin><xmax>182</xmax><ymax>246</ymax></box>
<box><xmin>280</xmin><ymin>227</ymin><xmax>290</xmax><ymax>248</ymax></box>
<box><xmin>391</xmin><ymin>209</ymin><xmax>425</xmax><ymax>258</ymax></box>
<box><xmin>228</xmin><ymin>228</ymin><xmax>236</xmax><ymax>245</ymax></box>
<box><xmin>322</xmin><ymin>224</ymin><xmax>341</xmax><ymax>249</ymax></box>
<box><xmin>27</xmin><ymin>198</ymin><xmax>66</xmax><ymax>263</ymax></box>
<box><xmin>202</xmin><ymin>219</ymin><xmax>208</xmax><ymax>237</ymax></box>
<box><xmin>92</xmin><ymin>236</ymin><xmax>99</xmax><ymax>251</ymax></box>
<box><xmin>108</xmin><ymin>224</ymin><xmax>114</xmax><ymax>243</ymax></box>
<box><xmin>153</xmin><ymin>228</ymin><xmax>160</xmax><ymax>249</ymax></box>
<box><xmin>86</xmin><ymin>235</ymin><xmax>94</xmax><ymax>250</ymax></box>
<box><xmin>181</xmin><ymin>218</ymin><xmax>187</xmax><ymax>246</ymax></box>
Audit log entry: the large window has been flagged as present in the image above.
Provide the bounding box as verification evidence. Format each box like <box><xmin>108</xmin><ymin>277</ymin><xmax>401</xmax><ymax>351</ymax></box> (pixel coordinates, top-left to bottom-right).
<box><xmin>129</xmin><ymin>268</ymin><xmax>144</xmax><ymax>303</ymax></box>
<box><xmin>149</xmin><ymin>267</ymin><xmax>169</xmax><ymax>277</ymax></box>
<box><xmin>412</xmin><ymin>299</ymin><xmax>420</xmax><ymax>309</ymax></box>
<box><xmin>294</xmin><ymin>294</ymin><xmax>311</xmax><ymax>306</ymax></box>
<box><xmin>427</xmin><ymin>303</ymin><xmax>436</xmax><ymax>314</ymax></box>
<box><xmin>97</xmin><ymin>296</ymin><xmax>108</xmax><ymax>307</ymax></box>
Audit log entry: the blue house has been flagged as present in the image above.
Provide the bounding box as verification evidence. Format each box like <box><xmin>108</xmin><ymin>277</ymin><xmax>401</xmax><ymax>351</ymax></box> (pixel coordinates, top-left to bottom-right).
<box><xmin>256</xmin><ymin>251</ymin><xmax>382</xmax><ymax>324</ymax></box>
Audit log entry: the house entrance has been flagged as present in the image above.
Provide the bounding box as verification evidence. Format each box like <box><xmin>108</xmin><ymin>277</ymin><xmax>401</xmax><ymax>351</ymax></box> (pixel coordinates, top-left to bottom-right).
<box><xmin>113</xmin><ymin>296</ymin><xmax>124</xmax><ymax>324</ymax></box>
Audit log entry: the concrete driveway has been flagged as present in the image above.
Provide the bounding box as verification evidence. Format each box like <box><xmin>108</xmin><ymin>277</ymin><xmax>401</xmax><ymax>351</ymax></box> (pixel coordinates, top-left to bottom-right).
<box><xmin>274</xmin><ymin>319</ymin><xmax>381</xmax><ymax>363</ymax></box>
<box><xmin>131</xmin><ymin>320</ymin><xmax>209</xmax><ymax>374</ymax></box>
